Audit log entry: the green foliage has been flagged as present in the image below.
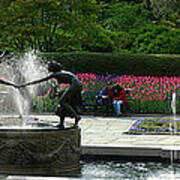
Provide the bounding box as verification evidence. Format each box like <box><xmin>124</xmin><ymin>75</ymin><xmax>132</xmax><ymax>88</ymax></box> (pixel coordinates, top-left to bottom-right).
<box><xmin>97</xmin><ymin>1</ymin><xmax>180</xmax><ymax>54</ymax></box>
<box><xmin>151</xmin><ymin>0</ymin><xmax>180</xmax><ymax>21</ymax></box>
<box><xmin>108</xmin><ymin>31</ymin><xmax>130</xmax><ymax>53</ymax></box>
<box><xmin>0</xmin><ymin>0</ymin><xmax>179</xmax><ymax>54</ymax></box>
<box><xmin>101</xmin><ymin>2</ymin><xmax>152</xmax><ymax>31</ymax></box>
<box><xmin>33</xmin><ymin>96</ymin><xmax>59</xmax><ymax>113</ymax></box>
<box><xmin>39</xmin><ymin>52</ymin><xmax>180</xmax><ymax>76</ymax></box>
<box><xmin>129</xmin><ymin>25</ymin><xmax>180</xmax><ymax>54</ymax></box>
<box><xmin>82</xmin><ymin>28</ymin><xmax>115</xmax><ymax>52</ymax></box>
<box><xmin>0</xmin><ymin>0</ymin><xmax>100</xmax><ymax>52</ymax></box>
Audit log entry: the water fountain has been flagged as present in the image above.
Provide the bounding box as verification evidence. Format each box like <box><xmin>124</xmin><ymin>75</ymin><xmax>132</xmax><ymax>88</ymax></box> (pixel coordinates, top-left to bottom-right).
<box><xmin>1</xmin><ymin>51</ymin><xmax>180</xmax><ymax>180</ymax></box>
<box><xmin>169</xmin><ymin>91</ymin><xmax>178</xmax><ymax>177</ymax></box>
<box><xmin>0</xmin><ymin>51</ymin><xmax>81</xmax><ymax>176</ymax></box>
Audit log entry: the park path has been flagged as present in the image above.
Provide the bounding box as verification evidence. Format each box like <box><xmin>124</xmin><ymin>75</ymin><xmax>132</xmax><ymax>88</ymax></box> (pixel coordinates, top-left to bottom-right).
<box><xmin>78</xmin><ymin>115</ymin><xmax>180</xmax><ymax>158</ymax></box>
<box><xmin>79</xmin><ymin>115</ymin><xmax>180</xmax><ymax>146</ymax></box>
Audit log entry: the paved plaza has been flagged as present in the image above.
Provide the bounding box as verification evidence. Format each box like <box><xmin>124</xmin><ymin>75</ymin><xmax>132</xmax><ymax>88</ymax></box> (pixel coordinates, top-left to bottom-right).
<box><xmin>78</xmin><ymin>115</ymin><xmax>180</xmax><ymax>159</ymax></box>
<box><xmin>79</xmin><ymin>115</ymin><xmax>180</xmax><ymax>146</ymax></box>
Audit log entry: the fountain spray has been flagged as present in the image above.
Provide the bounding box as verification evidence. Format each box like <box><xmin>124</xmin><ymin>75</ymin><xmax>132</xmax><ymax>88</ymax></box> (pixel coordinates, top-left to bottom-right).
<box><xmin>169</xmin><ymin>91</ymin><xmax>178</xmax><ymax>178</ymax></box>
<box><xmin>0</xmin><ymin>51</ymin><xmax>48</xmax><ymax>124</ymax></box>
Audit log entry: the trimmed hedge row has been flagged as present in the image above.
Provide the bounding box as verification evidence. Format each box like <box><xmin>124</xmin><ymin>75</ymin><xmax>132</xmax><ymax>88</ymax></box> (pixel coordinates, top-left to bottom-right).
<box><xmin>39</xmin><ymin>52</ymin><xmax>180</xmax><ymax>76</ymax></box>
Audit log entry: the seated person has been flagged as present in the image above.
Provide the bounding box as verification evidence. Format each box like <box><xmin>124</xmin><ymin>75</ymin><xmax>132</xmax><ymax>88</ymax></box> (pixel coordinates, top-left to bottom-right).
<box><xmin>112</xmin><ymin>84</ymin><xmax>127</xmax><ymax>117</ymax></box>
<box><xmin>97</xmin><ymin>83</ymin><xmax>114</xmax><ymax>116</ymax></box>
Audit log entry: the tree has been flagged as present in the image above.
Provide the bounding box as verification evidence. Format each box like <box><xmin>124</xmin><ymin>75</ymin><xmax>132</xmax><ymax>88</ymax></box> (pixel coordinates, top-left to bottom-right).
<box><xmin>0</xmin><ymin>0</ymin><xmax>100</xmax><ymax>52</ymax></box>
<box><xmin>151</xmin><ymin>0</ymin><xmax>180</xmax><ymax>28</ymax></box>
<box><xmin>101</xmin><ymin>1</ymin><xmax>152</xmax><ymax>31</ymax></box>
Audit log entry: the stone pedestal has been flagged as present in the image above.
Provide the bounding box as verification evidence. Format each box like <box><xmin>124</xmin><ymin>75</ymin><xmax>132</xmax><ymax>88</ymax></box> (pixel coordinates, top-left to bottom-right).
<box><xmin>0</xmin><ymin>127</ymin><xmax>81</xmax><ymax>176</ymax></box>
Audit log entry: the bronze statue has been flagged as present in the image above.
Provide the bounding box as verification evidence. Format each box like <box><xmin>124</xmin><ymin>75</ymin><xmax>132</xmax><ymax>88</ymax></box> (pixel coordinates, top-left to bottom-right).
<box><xmin>20</xmin><ymin>61</ymin><xmax>82</xmax><ymax>129</ymax></box>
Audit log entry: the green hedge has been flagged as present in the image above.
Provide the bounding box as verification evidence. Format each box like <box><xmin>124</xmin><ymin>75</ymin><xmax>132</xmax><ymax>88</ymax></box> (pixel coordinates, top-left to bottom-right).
<box><xmin>39</xmin><ymin>52</ymin><xmax>180</xmax><ymax>76</ymax></box>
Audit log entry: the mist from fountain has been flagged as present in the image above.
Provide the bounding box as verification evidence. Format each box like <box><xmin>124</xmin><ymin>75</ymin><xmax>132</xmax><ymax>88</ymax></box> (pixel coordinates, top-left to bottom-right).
<box><xmin>171</xmin><ymin>92</ymin><xmax>176</xmax><ymax>117</ymax></box>
<box><xmin>169</xmin><ymin>91</ymin><xmax>178</xmax><ymax>179</ymax></box>
<box><xmin>0</xmin><ymin>51</ymin><xmax>48</xmax><ymax>125</ymax></box>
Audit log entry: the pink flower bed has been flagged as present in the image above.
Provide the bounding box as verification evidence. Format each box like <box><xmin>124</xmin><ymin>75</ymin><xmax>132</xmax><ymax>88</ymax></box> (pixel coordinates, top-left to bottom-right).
<box><xmin>77</xmin><ymin>73</ymin><xmax>180</xmax><ymax>113</ymax></box>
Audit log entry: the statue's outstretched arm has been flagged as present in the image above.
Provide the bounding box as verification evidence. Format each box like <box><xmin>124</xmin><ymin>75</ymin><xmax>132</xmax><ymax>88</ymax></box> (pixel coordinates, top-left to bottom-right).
<box><xmin>21</xmin><ymin>75</ymin><xmax>52</xmax><ymax>87</ymax></box>
<box><xmin>0</xmin><ymin>79</ymin><xmax>18</xmax><ymax>88</ymax></box>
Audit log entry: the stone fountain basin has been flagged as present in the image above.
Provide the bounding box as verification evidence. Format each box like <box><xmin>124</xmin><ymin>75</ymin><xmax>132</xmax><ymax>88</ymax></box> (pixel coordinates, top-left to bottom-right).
<box><xmin>0</xmin><ymin>115</ymin><xmax>81</xmax><ymax>176</ymax></box>
<box><xmin>0</xmin><ymin>115</ymin><xmax>59</xmax><ymax>128</ymax></box>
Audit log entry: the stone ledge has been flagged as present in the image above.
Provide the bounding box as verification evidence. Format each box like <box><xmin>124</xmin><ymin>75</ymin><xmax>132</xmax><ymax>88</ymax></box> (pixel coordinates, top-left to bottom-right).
<box><xmin>0</xmin><ymin>126</ymin><xmax>81</xmax><ymax>176</ymax></box>
<box><xmin>82</xmin><ymin>144</ymin><xmax>180</xmax><ymax>160</ymax></box>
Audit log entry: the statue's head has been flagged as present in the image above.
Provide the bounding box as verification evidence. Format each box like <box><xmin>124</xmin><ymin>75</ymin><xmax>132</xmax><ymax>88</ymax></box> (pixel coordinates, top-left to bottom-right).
<box><xmin>48</xmin><ymin>61</ymin><xmax>62</xmax><ymax>72</ymax></box>
<box><xmin>4</xmin><ymin>50</ymin><xmax>9</xmax><ymax>55</ymax></box>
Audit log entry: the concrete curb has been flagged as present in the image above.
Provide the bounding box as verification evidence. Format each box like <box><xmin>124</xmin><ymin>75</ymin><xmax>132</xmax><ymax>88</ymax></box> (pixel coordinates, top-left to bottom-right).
<box><xmin>82</xmin><ymin>144</ymin><xmax>180</xmax><ymax>160</ymax></box>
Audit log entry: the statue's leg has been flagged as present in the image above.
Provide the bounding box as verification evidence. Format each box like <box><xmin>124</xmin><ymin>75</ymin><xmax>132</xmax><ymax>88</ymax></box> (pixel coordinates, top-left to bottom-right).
<box><xmin>73</xmin><ymin>89</ymin><xmax>83</xmax><ymax>114</ymax></box>
<box><xmin>59</xmin><ymin>84</ymin><xmax>81</xmax><ymax>126</ymax></box>
<box><xmin>62</xmin><ymin>102</ymin><xmax>81</xmax><ymax>126</ymax></box>
<box><xmin>56</xmin><ymin>116</ymin><xmax>65</xmax><ymax>129</ymax></box>
<box><xmin>55</xmin><ymin>104</ymin><xmax>65</xmax><ymax>129</ymax></box>
<box><xmin>74</xmin><ymin>117</ymin><xmax>80</xmax><ymax>127</ymax></box>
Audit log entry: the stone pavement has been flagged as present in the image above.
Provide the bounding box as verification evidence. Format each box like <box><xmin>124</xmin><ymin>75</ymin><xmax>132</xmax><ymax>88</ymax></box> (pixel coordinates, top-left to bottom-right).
<box><xmin>78</xmin><ymin>115</ymin><xmax>180</xmax><ymax>159</ymax></box>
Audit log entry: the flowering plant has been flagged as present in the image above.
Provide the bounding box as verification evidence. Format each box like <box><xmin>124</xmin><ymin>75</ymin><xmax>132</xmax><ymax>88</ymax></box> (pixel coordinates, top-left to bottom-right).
<box><xmin>127</xmin><ymin>117</ymin><xmax>180</xmax><ymax>135</ymax></box>
<box><xmin>33</xmin><ymin>73</ymin><xmax>180</xmax><ymax>114</ymax></box>
<box><xmin>77</xmin><ymin>73</ymin><xmax>180</xmax><ymax>114</ymax></box>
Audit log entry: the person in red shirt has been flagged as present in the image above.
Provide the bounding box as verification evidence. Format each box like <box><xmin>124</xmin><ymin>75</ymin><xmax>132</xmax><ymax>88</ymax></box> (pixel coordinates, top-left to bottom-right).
<box><xmin>112</xmin><ymin>84</ymin><xmax>127</xmax><ymax>117</ymax></box>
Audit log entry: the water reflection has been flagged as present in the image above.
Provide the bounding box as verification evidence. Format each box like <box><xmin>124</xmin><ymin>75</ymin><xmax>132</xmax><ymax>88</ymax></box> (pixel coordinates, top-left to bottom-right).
<box><xmin>2</xmin><ymin>159</ymin><xmax>180</xmax><ymax>179</ymax></box>
<box><xmin>81</xmin><ymin>158</ymin><xmax>180</xmax><ymax>180</ymax></box>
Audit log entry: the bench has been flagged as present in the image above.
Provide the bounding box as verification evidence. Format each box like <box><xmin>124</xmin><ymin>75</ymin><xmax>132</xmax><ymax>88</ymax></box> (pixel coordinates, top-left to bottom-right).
<box><xmin>81</xmin><ymin>91</ymin><xmax>99</xmax><ymax>115</ymax></box>
<box><xmin>81</xmin><ymin>89</ymin><xmax>132</xmax><ymax>116</ymax></box>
